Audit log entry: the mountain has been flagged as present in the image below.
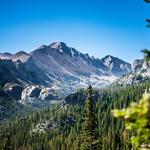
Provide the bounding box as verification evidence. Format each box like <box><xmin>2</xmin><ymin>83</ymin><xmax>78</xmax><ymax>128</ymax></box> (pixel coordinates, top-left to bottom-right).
<box><xmin>114</xmin><ymin>59</ymin><xmax>150</xmax><ymax>86</ymax></box>
<box><xmin>0</xmin><ymin>52</ymin><xmax>12</xmax><ymax>60</ymax></box>
<box><xmin>0</xmin><ymin>42</ymin><xmax>132</xmax><ymax>102</ymax></box>
<box><xmin>132</xmin><ymin>59</ymin><xmax>149</xmax><ymax>71</ymax></box>
<box><xmin>101</xmin><ymin>55</ymin><xmax>132</xmax><ymax>76</ymax></box>
<box><xmin>0</xmin><ymin>58</ymin><xmax>50</xmax><ymax>86</ymax></box>
<box><xmin>11</xmin><ymin>51</ymin><xmax>30</xmax><ymax>63</ymax></box>
<box><xmin>0</xmin><ymin>51</ymin><xmax>30</xmax><ymax>63</ymax></box>
<box><xmin>31</xmin><ymin>42</ymin><xmax>109</xmax><ymax>77</ymax></box>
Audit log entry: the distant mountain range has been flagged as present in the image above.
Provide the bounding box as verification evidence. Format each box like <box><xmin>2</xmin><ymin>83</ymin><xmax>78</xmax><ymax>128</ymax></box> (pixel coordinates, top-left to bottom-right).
<box><xmin>0</xmin><ymin>42</ymin><xmax>149</xmax><ymax>103</ymax></box>
<box><xmin>0</xmin><ymin>42</ymin><xmax>131</xmax><ymax>85</ymax></box>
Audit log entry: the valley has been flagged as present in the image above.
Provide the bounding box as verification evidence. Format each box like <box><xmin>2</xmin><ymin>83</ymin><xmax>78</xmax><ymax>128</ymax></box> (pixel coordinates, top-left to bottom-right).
<box><xmin>0</xmin><ymin>43</ymin><xmax>149</xmax><ymax>150</ymax></box>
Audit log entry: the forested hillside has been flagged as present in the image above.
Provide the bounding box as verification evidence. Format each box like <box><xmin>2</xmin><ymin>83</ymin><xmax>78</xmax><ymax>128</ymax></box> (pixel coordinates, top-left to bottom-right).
<box><xmin>0</xmin><ymin>83</ymin><xmax>149</xmax><ymax>150</ymax></box>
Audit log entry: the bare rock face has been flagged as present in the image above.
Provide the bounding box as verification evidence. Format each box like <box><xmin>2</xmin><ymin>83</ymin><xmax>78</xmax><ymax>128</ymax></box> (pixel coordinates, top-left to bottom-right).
<box><xmin>11</xmin><ymin>51</ymin><xmax>30</xmax><ymax>63</ymax></box>
<box><xmin>4</xmin><ymin>83</ymin><xmax>24</xmax><ymax>100</ymax></box>
<box><xmin>21</xmin><ymin>85</ymin><xmax>41</xmax><ymax>104</ymax></box>
<box><xmin>49</xmin><ymin>42</ymin><xmax>71</xmax><ymax>54</ymax></box>
<box><xmin>132</xmin><ymin>59</ymin><xmax>143</xmax><ymax>71</ymax></box>
<box><xmin>117</xmin><ymin>74</ymin><xmax>145</xmax><ymax>86</ymax></box>
<box><xmin>115</xmin><ymin>59</ymin><xmax>150</xmax><ymax>86</ymax></box>
<box><xmin>132</xmin><ymin>59</ymin><xmax>149</xmax><ymax>71</ymax></box>
<box><xmin>39</xmin><ymin>88</ymin><xmax>61</xmax><ymax>100</ymax></box>
<box><xmin>101</xmin><ymin>55</ymin><xmax>132</xmax><ymax>76</ymax></box>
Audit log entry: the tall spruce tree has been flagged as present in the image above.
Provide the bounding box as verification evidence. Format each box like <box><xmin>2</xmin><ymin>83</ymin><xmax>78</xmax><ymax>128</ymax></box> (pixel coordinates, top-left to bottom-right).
<box><xmin>80</xmin><ymin>85</ymin><xmax>100</xmax><ymax>150</ymax></box>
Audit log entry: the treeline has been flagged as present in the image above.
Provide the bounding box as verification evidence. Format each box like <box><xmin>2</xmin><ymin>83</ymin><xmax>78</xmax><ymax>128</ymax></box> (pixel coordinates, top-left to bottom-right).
<box><xmin>0</xmin><ymin>83</ymin><xmax>150</xmax><ymax>150</ymax></box>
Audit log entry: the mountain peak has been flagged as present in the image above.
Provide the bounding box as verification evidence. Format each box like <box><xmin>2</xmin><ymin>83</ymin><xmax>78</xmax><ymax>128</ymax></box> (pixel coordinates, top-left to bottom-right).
<box><xmin>49</xmin><ymin>42</ymin><xmax>72</xmax><ymax>55</ymax></box>
<box><xmin>102</xmin><ymin>55</ymin><xmax>117</xmax><ymax>60</ymax></box>
<box><xmin>0</xmin><ymin>52</ymin><xmax>12</xmax><ymax>60</ymax></box>
<box><xmin>102</xmin><ymin>55</ymin><xmax>130</xmax><ymax>64</ymax></box>
<box><xmin>49</xmin><ymin>42</ymin><xmax>67</xmax><ymax>50</ymax></box>
<box><xmin>14</xmin><ymin>51</ymin><xmax>29</xmax><ymax>56</ymax></box>
<box><xmin>12</xmin><ymin>51</ymin><xmax>30</xmax><ymax>63</ymax></box>
<box><xmin>37</xmin><ymin>45</ymin><xmax>48</xmax><ymax>50</ymax></box>
<box><xmin>3</xmin><ymin>52</ymin><xmax>12</xmax><ymax>56</ymax></box>
<box><xmin>101</xmin><ymin>55</ymin><xmax>132</xmax><ymax>76</ymax></box>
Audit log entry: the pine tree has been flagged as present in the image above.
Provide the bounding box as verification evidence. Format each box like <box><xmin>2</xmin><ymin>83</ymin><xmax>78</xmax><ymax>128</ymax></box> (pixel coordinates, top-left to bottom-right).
<box><xmin>79</xmin><ymin>85</ymin><xmax>100</xmax><ymax>150</ymax></box>
<box><xmin>3</xmin><ymin>133</ymin><xmax>12</xmax><ymax>150</ymax></box>
<box><xmin>142</xmin><ymin>49</ymin><xmax>150</xmax><ymax>61</ymax></box>
<box><xmin>145</xmin><ymin>0</ymin><xmax>150</xmax><ymax>3</ymax></box>
<box><xmin>145</xmin><ymin>0</ymin><xmax>150</xmax><ymax>27</ymax></box>
<box><xmin>112</xmin><ymin>93</ymin><xmax>150</xmax><ymax>149</ymax></box>
<box><xmin>142</xmin><ymin>0</ymin><xmax>150</xmax><ymax>60</ymax></box>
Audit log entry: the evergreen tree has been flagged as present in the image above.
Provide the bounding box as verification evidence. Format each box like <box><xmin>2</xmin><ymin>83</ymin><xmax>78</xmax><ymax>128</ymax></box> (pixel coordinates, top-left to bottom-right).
<box><xmin>80</xmin><ymin>85</ymin><xmax>100</xmax><ymax>150</ymax></box>
<box><xmin>112</xmin><ymin>93</ymin><xmax>150</xmax><ymax>149</ymax></box>
<box><xmin>142</xmin><ymin>0</ymin><xmax>150</xmax><ymax>60</ymax></box>
<box><xmin>0</xmin><ymin>83</ymin><xmax>150</xmax><ymax>149</ymax></box>
<box><xmin>142</xmin><ymin>49</ymin><xmax>150</xmax><ymax>61</ymax></box>
<box><xmin>145</xmin><ymin>0</ymin><xmax>150</xmax><ymax>27</ymax></box>
<box><xmin>3</xmin><ymin>133</ymin><xmax>12</xmax><ymax>150</ymax></box>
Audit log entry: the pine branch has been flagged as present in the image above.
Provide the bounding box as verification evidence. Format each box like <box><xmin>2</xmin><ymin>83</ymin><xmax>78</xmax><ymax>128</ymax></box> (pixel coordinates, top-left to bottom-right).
<box><xmin>146</xmin><ymin>19</ymin><xmax>150</xmax><ymax>23</ymax></box>
<box><xmin>142</xmin><ymin>49</ymin><xmax>150</xmax><ymax>61</ymax></box>
<box><xmin>145</xmin><ymin>0</ymin><xmax>150</xmax><ymax>3</ymax></box>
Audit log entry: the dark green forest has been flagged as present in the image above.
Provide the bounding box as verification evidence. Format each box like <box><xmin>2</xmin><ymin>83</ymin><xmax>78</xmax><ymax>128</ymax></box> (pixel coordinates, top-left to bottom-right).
<box><xmin>0</xmin><ymin>83</ymin><xmax>150</xmax><ymax>150</ymax></box>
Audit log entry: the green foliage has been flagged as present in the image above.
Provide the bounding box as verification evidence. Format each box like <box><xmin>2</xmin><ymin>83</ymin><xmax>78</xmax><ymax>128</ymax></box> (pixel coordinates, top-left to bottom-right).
<box><xmin>80</xmin><ymin>86</ymin><xmax>99</xmax><ymax>150</ymax></box>
<box><xmin>112</xmin><ymin>93</ymin><xmax>150</xmax><ymax>149</ymax></box>
<box><xmin>145</xmin><ymin>0</ymin><xmax>150</xmax><ymax>3</ymax></box>
<box><xmin>0</xmin><ymin>96</ymin><xmax>31</xmax><ymax>121</ymax></box>
<box><xmin>142</xmin><ymin>49</ymin><xmax>150</xmax><ymax>61</ymax></box>
<box><xmin>3</xmin><ymin>134</ymin><xmax>13</xmax><ymax>150</ymax></box>
<box><xmin>145</xmin><ymin>0</ymin><xmax>150</xmax><ymax>27</ymax></box>
<box><xmin>143</xmin><ymin>0</ymin><xmax>150</xmax><ymax>58</ymax></box>
<box><xmin>0</xmin><ymin>83</ymin><xmax>149</xmax><ymax>150</ymax></box>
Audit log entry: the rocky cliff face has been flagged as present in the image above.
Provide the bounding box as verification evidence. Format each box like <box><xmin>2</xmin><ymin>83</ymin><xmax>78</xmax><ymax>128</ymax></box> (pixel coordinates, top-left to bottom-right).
<box><xmin>132</xmin><ymin>59</ymin><xmax>149</xmax><ymax>71</ymax></box>
<box><xmin>114</xmin><ymin>59</ymin><xmax>150</xmax><ymax>86</ymax></box>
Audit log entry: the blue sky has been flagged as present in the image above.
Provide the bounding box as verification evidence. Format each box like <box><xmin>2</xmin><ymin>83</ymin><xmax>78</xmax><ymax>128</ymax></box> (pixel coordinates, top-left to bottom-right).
<box><xmin>0</xmin><ymin>0</ymin><xmax>150</xmax><ymax>62</ymax></box>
